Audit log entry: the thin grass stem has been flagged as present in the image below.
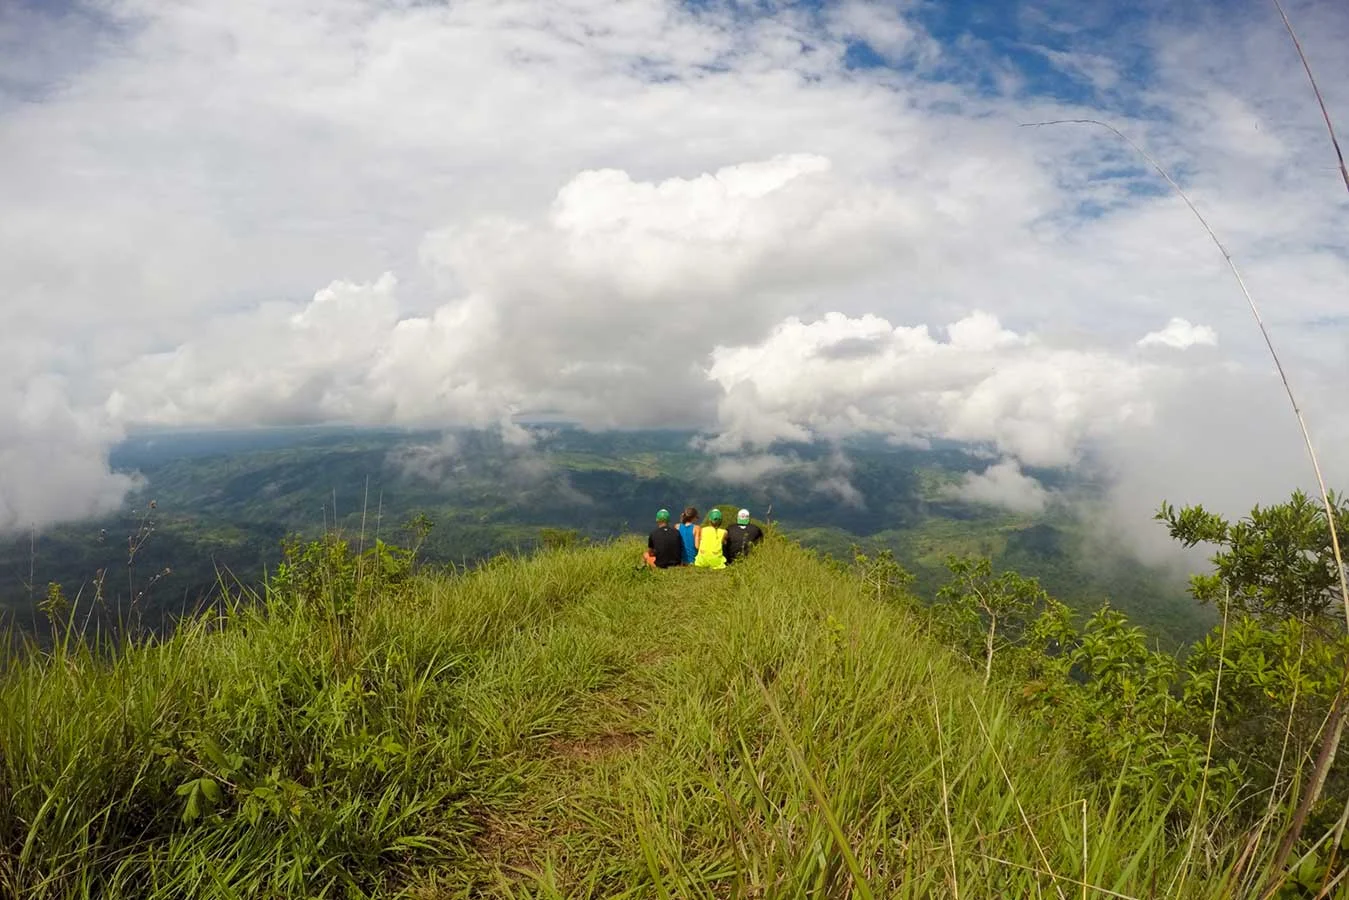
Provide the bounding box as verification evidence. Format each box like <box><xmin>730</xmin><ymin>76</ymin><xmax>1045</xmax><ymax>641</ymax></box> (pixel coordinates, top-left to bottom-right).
<box><xmin>1172</xmin><ymin>592</ymin><xmax>1230</xmax><ymax>896</ymax></box>
<box><xmin>928</xmin><ymin>665</ymin><xmax>960</xmax><ymax>900</ymax></box>
<box><xmin>968</xmin><ymin>699</ymin><xmax>1068</xmax><ymax>900</ymax></box>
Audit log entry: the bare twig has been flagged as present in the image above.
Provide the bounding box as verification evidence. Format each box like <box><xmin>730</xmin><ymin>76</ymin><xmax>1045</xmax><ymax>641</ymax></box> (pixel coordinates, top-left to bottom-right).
<box><xmin>375</xmin><ymin>490</ymin><xmax>384</xmax><ymax>546</ymax></box>
<box><xmin>1266</xmin><ymin>697</ymin><xmax>1348</xmax><ymax>899</ymax></box>
<box><xmin>358</xmin><ymin>475</ymin><xmax>370</xmax><ymax>559</ymax></box>
<box><xmin>1315</xmin><ymin>859</ymin><xmax>1349</xmax><ymax>900</ymax></box>
<box><xmin>1081</xmin><ymin>799</ymin><xmax>1088</xmax><ymax>900</ymax></box>
<box><xmin>968</xmin><ymin>698</ymin><xmax>1068</xmax><ymax>900</ymax></box>
<box><xmin>929</xmin><ymin>666</ymin><xmax>960</xmax><ymax>900</ymax></box>
<box><xmin>1022</xmin><ymin>117</ymin><xmax>1348</xmax><ymax>635</ymax></box>
<box><xmin>1024</xmin><ymin>113</ymin><xmax>1349</xmax><ymax>892</ymax></box>
<box><xmin>1172</xmin><ymin>592</ymin><xmax>1230</xmax><ymax>896</ymax></box>
<box><xmin>970</xmin><ymin>852</ymin><xmax>1142</xmax><ymax>900</ymax></box>
<box><xmin>1263</xmin><ymin>820</ymin><xmax>1342</xmax><ymax>900</ymax></box>
<box><xmin>357</xmin><ymin>475</ymin><xmax>370</xmax><ymax>603</ymax></box>
<box><xmin>1271</xmin><ymin>0</ymin><xmax>1349</xmax><ymax>194</ymax></box>
<box><xmin>1236</xmin><ymin>620</ymin><xmax>1310</xmax><ymax>895</ymax></box>
<box><xmin>27</xmin><ymin>524</ymin><xmax>35</xmax><ymax>605</ymax></box>
<box><xmin>1319</xmin><ymin>799</ymin><xmax>1349</xmax><ymax>897</ymax></box>
<box><xmin>1262</xmin><ymin>5</ymin><xmax>1349</xmax><ymax>885</ymax></box>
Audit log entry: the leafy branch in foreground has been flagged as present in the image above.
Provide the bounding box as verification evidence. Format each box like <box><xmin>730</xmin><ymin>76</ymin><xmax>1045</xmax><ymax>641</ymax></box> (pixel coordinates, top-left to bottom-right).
<box><xmin>1159</xmin><ymin>491</ymin><xmax>1349</xmax><ymax>624</ymax></box>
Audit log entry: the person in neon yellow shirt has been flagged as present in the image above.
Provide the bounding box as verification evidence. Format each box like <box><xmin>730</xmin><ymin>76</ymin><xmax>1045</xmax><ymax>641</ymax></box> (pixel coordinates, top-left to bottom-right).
<box><xmin>694</xmin><ymin>509</ymin><xmax>728</xmax><ymax>569</ymax></box>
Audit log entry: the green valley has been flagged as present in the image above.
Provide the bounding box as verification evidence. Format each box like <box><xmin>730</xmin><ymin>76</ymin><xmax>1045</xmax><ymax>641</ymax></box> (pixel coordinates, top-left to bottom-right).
<box><xmin>1</xmin><ymin>427</ymin><xmax>1207</xmax><ymax>645</ymax></box>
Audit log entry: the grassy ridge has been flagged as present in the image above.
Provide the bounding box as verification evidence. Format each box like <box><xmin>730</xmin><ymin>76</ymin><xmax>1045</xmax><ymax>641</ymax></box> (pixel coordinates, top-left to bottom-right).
<box><xmin>2</xmin><ymin>536</ymin><xmax>1245</xmax><ymax>898</ymax></box>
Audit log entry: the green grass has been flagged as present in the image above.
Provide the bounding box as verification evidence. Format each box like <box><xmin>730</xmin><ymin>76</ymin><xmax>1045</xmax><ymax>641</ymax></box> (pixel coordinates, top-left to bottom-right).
<box><xmin>1</xmin><ymin>536</ymin><xmax>1260</xmax><ymax>898</ymax></box>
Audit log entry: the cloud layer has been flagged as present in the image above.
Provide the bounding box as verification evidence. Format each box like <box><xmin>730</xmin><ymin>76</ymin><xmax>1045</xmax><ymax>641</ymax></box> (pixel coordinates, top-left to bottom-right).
<box><xmin>949</xmin><ymin>460</ymin><xmax>1055</xmax><ymax>515</ymax></box>
<box><xmin>2</xmin><ymin>0</ymin><xmax>1347</xmax><ymax>540</ymax></box>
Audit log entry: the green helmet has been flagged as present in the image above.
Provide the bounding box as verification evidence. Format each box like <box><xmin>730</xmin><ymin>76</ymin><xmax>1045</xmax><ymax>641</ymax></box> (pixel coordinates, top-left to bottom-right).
<box><xmin>656</xmin><ymin>508</ymin><xmax>670</xmax><ymax>522</ymax></box>
<box><xmin>708</xmin><ymin>509</ymin><xmax>722</xmax><ymax>523</ymax></box>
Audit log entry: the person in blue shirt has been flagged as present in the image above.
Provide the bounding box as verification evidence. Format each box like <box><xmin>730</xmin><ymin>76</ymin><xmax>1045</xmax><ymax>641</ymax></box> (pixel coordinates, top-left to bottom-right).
<box><xmin>676</xmin><ymin>507</ymin><xmax>701</xmax><ymax>565</ymax></box>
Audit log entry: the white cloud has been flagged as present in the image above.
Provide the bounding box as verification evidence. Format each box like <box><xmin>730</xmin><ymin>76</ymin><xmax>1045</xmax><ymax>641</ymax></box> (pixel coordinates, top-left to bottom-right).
<box><xmin>111</xmin><ymin>153</ymin><xmax>908</xmax><ymax>432</ymax></box>
<box><xmin>386</xmin><ymin>425</ymin><xmax>593</xmax><ymax>506</ymax></box>
<box><xmin>1036</xmin><ymin>48</ymin><xmax>1122</xmax><ymax>92</ymax></box>
<box><xmin>712</xmin><ymin>454</ymin><xmax>794</xmax><ymax>484</ymax></box>
<box><xmin>826</xmin><ymin>0</ymin><xmax>937</xmax><ymax>65</ymax></box>
<box><xmin>0</xmin><ymin>373</ymin><xmax>138</xmax><ymax>532</ymax></box>
<box><xmin>816</xmin><ymin>472</ymin><xmax>867</xmax><ymax>509</ymax></box>
<box><xmin>948</xmin><ymin>459</ymin><xmax>1053</xmax><ymax>514</ymax></box>
<box><xmin>107</xmin><ymin>273</ymin><xmax>498</xmax><ymax>427</ymax></box>
<box><xmin>705</xmin><ymin>310</ymin><xmax>1154</xmax><ymax>468</ymax></box>
<box><xmin>700</xmin><ymin>305</ymin><xmax>1347</xmax><ymax>561</ymax></box>
<box><xmin>386</xmin><ymin>432</ymin><xmax>463</xmax><ymax>485</ymax></box>
<box><xmin>1138</xmin><ymin>317</ymin><xmax>1219</xmax><ymax>350</ymax></box>
<box><xmin>710</xmin><ymin>449</ymin><xmax>865</xmax><ymax>508</ymax></box>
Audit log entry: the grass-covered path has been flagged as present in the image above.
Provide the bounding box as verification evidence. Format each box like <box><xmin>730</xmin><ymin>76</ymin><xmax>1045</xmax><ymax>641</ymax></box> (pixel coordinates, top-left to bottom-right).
<box><xmin>411</xmin><ymin>539</ymin><xmax>1210</xmax><ymax>899</ymax></box>
<box><xmin>3</xmin><ymin>537</ymin><xmax>1241</xmax><ymax>899</ymax></box>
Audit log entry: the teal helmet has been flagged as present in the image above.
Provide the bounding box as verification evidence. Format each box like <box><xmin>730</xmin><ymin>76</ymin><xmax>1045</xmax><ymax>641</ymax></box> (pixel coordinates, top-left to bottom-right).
<box><xmin>656</xmin><ymin>508</ymin><xmax>670</xmax><ymax>522</ymax></box>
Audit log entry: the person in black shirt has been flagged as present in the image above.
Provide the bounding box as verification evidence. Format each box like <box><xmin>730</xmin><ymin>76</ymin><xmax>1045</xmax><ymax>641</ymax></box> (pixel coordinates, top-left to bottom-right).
<box><xmin>645</xmin><ymin>508</ymin><xmax>685</xmax><ymax>568</ymax></box>
<box><xmin>724</xmin><ymin>508</ymin><xmax>765</xmax><ymax>564</ymax></box>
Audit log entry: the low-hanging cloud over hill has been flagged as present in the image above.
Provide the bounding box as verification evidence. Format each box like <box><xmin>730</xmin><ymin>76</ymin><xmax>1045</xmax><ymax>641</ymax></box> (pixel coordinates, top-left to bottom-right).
<box><xmin>2</xmin><ymin>0</ymin><xmax>1347</xmax><ymax>554</ymax></box>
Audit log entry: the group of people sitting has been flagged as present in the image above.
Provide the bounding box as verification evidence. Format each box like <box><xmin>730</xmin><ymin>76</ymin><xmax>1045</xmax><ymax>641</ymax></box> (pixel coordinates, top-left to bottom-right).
<box><xmin>644</xmin><ymin>506</ymin><xmax>765</xmax><ymax>570</ymax></box>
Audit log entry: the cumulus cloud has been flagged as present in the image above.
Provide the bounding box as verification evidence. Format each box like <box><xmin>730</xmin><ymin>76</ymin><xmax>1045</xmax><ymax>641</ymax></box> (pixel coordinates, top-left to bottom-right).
<box><xmin>948</xmin><ymin>459</ymin><xmax>1054</xmax><ymax>514</ymax></box>
<box><xmin>700</xmin><ymin>306</ymin><xmax>1347</xmax><ymax>560</ymax></box>
<box><xmin>110</xmin><ymin>274</ymin><xmax>429</xmax><ymax>426</ymax></box>
<box><xmin>1138</xmin><ymin>318</ymin><xmax>1219</xmax><ymax>350</ymax></box>
<box><xmin>816</xmin><ymin>471</ymin><xmax>867</xmax><ymax>509</ymax></box>
<box><xmin>705</xmin><ymin>310</ymin><xmax>1155</xmax><ymax>468</ymax></box>
<box><xmin>1088</xmin><ymin>363</ymin><xmax>1347</xmax><ymax>563</ymax></box>
<box><xmin>112</xmin><ymin>152</ymin><xmax>907</xmax><ymax>432</ymax></box>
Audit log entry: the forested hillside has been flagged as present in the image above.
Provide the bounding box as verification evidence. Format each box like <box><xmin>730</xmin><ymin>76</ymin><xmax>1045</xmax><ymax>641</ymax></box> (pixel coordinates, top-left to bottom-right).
<box><xmin>0</xmin><ymin>426</ymin><xmax>1206</xmax><ymax>644</ymax></box>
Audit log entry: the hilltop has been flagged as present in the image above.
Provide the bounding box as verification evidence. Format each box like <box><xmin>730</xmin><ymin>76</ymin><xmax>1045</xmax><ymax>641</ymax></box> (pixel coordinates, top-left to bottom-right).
<box><xmin>1</xmin><ymin>532</ymin><xmax>1269</xmax><ymax>898</ymax></box>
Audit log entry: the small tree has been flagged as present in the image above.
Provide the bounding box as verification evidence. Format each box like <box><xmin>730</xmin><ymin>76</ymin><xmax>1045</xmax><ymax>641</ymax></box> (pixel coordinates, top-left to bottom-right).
<box><xmin>936</xmin><ymin>555</ymin><xmax>1048</xmax><ymax>685</ymax></box>
<box><xmin>1158</xmin><ymin>490</ymin><xmax>1349</xmax><ymax>879</ymax></box>
<box><xmin>539</xmin><ymin>527</ymin><xmax>585</xmax><ymax>550</ymax></box>
<box><xmin>850</xmin><ymin>546</ymin><xmax>915</xmax><ymax>606</ymax></box>
<box><xmin>1158</xmin><ymin>489</ymin><xmax>1349</xmax><ymax>625</ymax></box>
<box><xmin>401</xmin><ymin>512</ymin><xmax>436</xmax><ymax>562</ymax></box>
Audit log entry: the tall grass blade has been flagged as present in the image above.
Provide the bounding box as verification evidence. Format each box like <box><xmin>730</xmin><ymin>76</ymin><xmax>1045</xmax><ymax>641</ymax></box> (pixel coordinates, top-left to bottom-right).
<box><xmin>755</xmin><ymin>673</ymin><xmax>875</xmax><ymax>900</ymax></box>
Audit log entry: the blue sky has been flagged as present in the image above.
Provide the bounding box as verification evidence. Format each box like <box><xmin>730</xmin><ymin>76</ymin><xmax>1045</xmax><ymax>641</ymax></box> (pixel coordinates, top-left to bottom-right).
<box><xmin>0</xmin><ymin>0</ymin><xmax>1347</xmax><ymax>550</ymax></box>
<box><xmin>862</xmin><ymin>0</ymin><xmax>1149</xmax><ymax>94</ymax></box>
